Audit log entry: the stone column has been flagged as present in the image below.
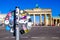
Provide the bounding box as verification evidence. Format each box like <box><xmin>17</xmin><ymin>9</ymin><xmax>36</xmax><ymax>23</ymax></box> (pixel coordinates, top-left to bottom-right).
<box><xmin>50</xmin><ymin>14</ymin><xmax>52</xmax><ymax>26</ymax></box>
<box><xmin>44</xmin><ymin>14</ymin><xmax>46</xmax><ymax>26</ymax></box>
<box><xmin>40</xmin><ymin>14</ymin><xmax>42</xmax><ymax>25</ymax></box>
<box><xmin>53</xmin><ymin>19</ymin><xmax>54</xmax><ymax>24</ymax></box>
<box><xmin>33</xmin><ymin>14</ymin><xmax>36</xmax><ymax>26</ymax></box>
<box><xmin>59</xmin><ymin>19</ymin><xmax>60</xmax><ymax>23</ymax></box>
<box><xmin>58</xmin><ymin>19</ymin><xmax>60</xmax><ymax>26</ymax></box>
<box><xmin>48</xmin><ymin>14</ymin><xmax>52</xmax><ymax>26</ymax></box>
<box><xmin>55</xmin><ymin>19</ymin><xmax>57</xmax><ymax>26</ymax></box>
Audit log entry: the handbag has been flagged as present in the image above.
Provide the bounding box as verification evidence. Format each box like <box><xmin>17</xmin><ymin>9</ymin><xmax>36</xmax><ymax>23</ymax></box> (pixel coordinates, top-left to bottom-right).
<box><xmin>20</xmin><ymin>29</ymin><xmax>25</xmax><ymax>34</ymax></box>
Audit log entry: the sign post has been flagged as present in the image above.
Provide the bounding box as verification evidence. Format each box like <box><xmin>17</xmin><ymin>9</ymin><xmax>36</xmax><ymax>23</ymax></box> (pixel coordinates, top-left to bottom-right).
<box><xmin>14</xmin><ymin>7</ymin><xmax>32</xmax><ymax>40</ymax></box>
<box><xmin>16</xmin><ymin>26</ymin><xmax>19</xmax><ymax>40</ymax></box>
<box><xmin>15</xmin><ymin>7</ymin><xmax>20</xmax><ymax>40</ymax></box>
<box><xmin>4</xmin><ymin>6</ymin><xmax>32</xmax><ymax>40</ymax></box>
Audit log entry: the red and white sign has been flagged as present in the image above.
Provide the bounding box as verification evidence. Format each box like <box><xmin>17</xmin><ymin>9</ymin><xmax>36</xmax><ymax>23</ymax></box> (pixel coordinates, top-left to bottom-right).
<box><xmin>4</xmin><ymin>20</ymin><xmax>9</xmax><ymax>25</ymax></box>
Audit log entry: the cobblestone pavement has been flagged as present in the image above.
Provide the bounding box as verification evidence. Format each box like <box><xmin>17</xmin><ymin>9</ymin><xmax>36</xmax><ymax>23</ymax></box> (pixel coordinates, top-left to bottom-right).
<box><xmin>0</xmin><ymin>26</ymin><xmax>60</xmax><ymax>40</ymax></box>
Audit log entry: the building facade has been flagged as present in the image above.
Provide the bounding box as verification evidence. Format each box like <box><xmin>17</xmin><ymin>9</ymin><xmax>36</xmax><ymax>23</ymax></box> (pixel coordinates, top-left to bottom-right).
<box><xmin>24</xmin><ymin>8</ymin><xmax>52</xmax><ymax>26</ymax></box>
<box><xmin>52</xmin><ymin>16</ymin><xmax>60</xmax><ymax>26</ymax></box>
<box><xmin>0</xmin><ymin>14</ymin><xmax>6</xmax><ymax>23</ymax></box>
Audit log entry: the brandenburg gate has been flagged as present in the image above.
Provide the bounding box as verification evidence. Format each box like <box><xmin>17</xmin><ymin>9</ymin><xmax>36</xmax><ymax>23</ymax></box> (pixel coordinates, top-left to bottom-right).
<box><xmin>0</xmin><ymin>7</ymin><xmax>60</xmax><ymax>26</ymax></box>
<box><xmin>25</xmin><ymin>8</ymin><xmax>52</xmax><ymax>26</ymax></box>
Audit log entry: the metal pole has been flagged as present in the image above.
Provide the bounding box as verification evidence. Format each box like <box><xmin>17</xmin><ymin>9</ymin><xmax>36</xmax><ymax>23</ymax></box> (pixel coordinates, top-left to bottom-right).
<box><xmin>16</xmin><ymin>26</ymin><xmax>19</xmax><ymax>40</ymax></box>
<box><xmin>13</xmin><ymin>10</ymin><xmax>16</xmax><ymax>36</ymax></box>
<box><xmin>15</xmin><ymin>7</ymin><xmax>20</xmax><ymax>40</ymax></box>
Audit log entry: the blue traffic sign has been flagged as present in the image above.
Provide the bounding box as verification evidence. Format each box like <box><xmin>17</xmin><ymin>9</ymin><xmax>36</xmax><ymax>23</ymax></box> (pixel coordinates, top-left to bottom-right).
<box><xmin>5</xmin><ymin>25</ymin><xmax>11</xmax><ymax>31</ymax></box>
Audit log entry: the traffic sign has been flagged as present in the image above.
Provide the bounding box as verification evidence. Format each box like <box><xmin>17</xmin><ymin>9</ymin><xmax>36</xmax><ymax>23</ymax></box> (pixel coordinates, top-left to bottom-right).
<box><xmin>4</xmin><ymin>20</ymin><xmax>9</xmax><ymax>25</ymax></box>
<box><xmin>5</xmin><ymin>25</ymin><xmax>11</xmax><ymax>31</ymax></box>
<box><xmin>4</xmin><ymin>7</ymin><xmax>33</xmax><ymax>40</ymax></box>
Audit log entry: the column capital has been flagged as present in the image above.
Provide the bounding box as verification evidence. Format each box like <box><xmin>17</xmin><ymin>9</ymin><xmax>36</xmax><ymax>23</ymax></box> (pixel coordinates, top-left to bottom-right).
<box><xmin>33</xmin><ymin>14</ymin><xmax>35</xmax><ymax>15</ymax></box>
<box><xmin>40</xmin><ymin>14</ymin><xmax>42</xmax><ymax>16</ymax></box>
<box><xmin>44</xmin><ymin>14</ymin><xmax>46</xmax><ymax>16</ymax></box>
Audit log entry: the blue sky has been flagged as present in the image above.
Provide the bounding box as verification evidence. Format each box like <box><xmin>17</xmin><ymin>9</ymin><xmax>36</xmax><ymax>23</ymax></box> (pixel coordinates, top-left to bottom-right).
<box><xmin>0</xmin><ymin>0</ymin><xmax>60</xmax><ymax>16</ymax></box>
<box><xmin>0</xmin><ymin>0</ymin><xmax>60</xmax><ymax>23</ymax></box>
